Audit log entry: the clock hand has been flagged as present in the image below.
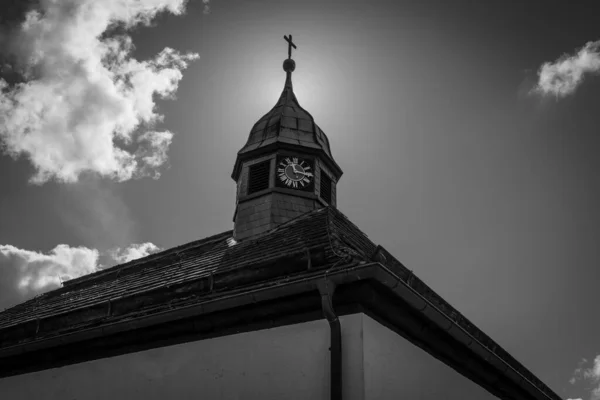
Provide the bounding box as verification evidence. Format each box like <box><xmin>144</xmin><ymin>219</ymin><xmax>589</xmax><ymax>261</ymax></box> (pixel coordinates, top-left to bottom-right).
<box><xmin>292</xmin><ymin>165</ymin><xmax>304</xmax><ymax>177</ymax></box>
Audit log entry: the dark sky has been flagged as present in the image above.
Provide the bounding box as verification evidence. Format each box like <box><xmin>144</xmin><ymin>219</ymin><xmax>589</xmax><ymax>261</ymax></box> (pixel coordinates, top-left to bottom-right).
<box><xmin>1</xmin><ymin>0</ymin><xmax>600</xmax><ymax>398</ymax></box>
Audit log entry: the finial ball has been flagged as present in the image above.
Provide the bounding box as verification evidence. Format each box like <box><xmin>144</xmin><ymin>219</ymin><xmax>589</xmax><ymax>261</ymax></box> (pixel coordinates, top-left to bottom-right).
<box><xmin>283</xmin><ymin>58</ymin><xmax>296</xmax><ymax>72</ymax></box>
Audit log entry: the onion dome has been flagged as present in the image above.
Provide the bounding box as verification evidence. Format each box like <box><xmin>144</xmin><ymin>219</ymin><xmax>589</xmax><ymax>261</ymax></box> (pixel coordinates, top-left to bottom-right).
<box><xmin>232</xmin><ymin>57</ymin><xmax>342</xmax><ymax>181</ymax></box>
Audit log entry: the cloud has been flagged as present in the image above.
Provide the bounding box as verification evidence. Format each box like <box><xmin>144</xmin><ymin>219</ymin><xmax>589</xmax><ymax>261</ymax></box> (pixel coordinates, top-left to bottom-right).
<box><xmin>0</xmin><ymin>244</ymin><xmax>99</xmax><ymax>310</ymax></box>
<box><xmin>0</xmin><ymin>0</ymin><xmax>198</xmax><ymax>184</ymax></box>
<box><xmin>568</xmin><ymin>356</ymin><xmax>600</xmax><ymax>400</ymax></box>
<box><xmin>534</xmin><ymin>40</ymin><xmax>600</xmax><ymax>98</ymax></box>
<box><xmin>571</xmin><ymin>359</ymin><xmax>589</xmax><ymax>384</ymax></box>
<box><xmin>0</xmin><ymin>241</ymin><xmax>161</xmax><ymax>310</ymax></box>
<box><xmin>109</xmin><ymin>242</ymin><xmax>162</xmax><ymax>263</ymax></box>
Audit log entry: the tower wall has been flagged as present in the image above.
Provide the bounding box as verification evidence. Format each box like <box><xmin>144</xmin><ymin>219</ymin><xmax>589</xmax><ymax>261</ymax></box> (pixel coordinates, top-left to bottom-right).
<box><xmin>233</xmin><ymin>151</ymin><xmax>334</xmax><ymax>241</ymax></box>
<box><xmin>234</xmin><ymin>191</ymin><xmax>319</xmax><ymax>241</ymax></box>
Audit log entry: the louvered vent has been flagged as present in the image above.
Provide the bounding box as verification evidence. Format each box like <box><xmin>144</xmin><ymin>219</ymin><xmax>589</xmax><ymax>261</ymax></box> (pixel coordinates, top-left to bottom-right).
<box><xmin>247</xmin><ymin>160</ymin><xmax>271</xmax><ymax>195</ymax></box>
<box><xmin>320</xmin><ymin>172</ymin><xmax>332</xmax><ymax>204</ymax></box>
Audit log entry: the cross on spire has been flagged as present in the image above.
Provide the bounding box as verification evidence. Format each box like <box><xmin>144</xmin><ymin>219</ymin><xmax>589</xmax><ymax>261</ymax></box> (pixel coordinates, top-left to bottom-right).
<box><xmin>284</xmin><ymin>35</ymin><xmax>297</xmax><ymax>59</ymax></box>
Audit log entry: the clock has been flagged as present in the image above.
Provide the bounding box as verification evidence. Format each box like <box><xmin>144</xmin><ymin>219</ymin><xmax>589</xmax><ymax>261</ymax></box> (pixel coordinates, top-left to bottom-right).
<box><xmin>276</xmin><ymin>156</ymin><xmax>314</xmax><ymax>191</ymax></box>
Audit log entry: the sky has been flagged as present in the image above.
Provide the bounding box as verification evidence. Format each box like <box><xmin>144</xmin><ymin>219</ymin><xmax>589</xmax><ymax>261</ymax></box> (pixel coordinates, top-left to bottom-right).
<box><xmin>0</xmin><ymin>0</ymin><xmax>600</xmax><ymax>398</ymax></box>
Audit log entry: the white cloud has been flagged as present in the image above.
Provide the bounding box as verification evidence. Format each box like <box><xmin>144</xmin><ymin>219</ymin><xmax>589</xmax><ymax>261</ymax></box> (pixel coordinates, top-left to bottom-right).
<box><xmin>0</xmin><ymin>0</ymin><xmax>198</xmax><ymax>184</ymax></box>
<box><xmin>571</xmin><ymin>359</ymin><xmax>589</xmax><ymax>385</ymax></box>
<box><xmin>583</xmin><ymin>357</ymin><xmax>600</xmax><ymax>382</ymax></box>
<box><xmin>0</xmin><ymin>244</ymin><xmax>99</xmax><ymax>309</ymax></box>
<box><xmin>568</xmin><ymin>356</ymin><xmax>600</xmax><ymax>400</ymax></box>
<box><xmin>135</xmin><ymin>131</ymin><xmax>174</xmax><ymax>179</ymax></box>
<box><xmin>203</xmin><ymin>0</ymin><xmax>211</xmax><ymax>14</ymax></box>
<box><xmin>109</xmin><ymin>242</ymin><xmax>162</xmax><ymax>263</ymax></box>
<box><xmin>0</xmin><ymin>241</ymin><xmax>161</xmax><ymax>310</ymax></box>
<box><xmin>534</xmin><ymin>40</ymin><xmax>600</xmax><ymax>98</ymax></box>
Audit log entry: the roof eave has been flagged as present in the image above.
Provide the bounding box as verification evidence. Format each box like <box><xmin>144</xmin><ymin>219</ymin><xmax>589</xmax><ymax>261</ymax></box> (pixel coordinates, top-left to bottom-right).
<box><xmin>0</xmin><ymin>261</ymin><xmax>561</xmax><ymax>400</ymax></box>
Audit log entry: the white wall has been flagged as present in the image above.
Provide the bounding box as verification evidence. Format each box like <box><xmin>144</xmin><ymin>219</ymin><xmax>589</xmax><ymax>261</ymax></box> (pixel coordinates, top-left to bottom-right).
<box><xmin>0</xmin><ymin>314</ymin><xmax>365</xmax><ymax>400</ymax></box>
<box><xmin>362</xmin><ymin>314</ymin><xmax>498</xmax><ymax>400</ymax></box>
<box><xmin>0</xmin><ymin>313</ymin><xmax>501</xmax><ymax>400</ymax></box>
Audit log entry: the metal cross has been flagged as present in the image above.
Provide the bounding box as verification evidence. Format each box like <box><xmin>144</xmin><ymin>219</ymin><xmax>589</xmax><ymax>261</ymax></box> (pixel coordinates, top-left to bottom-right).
<box><xmin>284</xmin><ymin>34</ymin><xmax>297</xmax><ymax>59</ymax></box>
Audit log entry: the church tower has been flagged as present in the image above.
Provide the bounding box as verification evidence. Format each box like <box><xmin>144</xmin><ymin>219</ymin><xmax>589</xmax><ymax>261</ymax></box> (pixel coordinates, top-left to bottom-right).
<box><xmin>231</xmin><ymin>35</ymin><xmax>343</xmax><ymax>241</ymax></box>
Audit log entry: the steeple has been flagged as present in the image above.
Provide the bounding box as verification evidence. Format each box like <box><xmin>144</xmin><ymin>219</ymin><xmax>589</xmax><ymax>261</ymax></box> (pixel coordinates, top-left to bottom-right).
<box><xmin>231</xmin><ymin>36</ymin><xmax>343</xmax><ymax>241</ymax></box>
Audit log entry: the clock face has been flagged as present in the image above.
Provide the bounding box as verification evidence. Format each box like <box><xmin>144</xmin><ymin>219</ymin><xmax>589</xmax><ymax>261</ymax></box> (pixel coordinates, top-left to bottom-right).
<box><xmin>276</xmin><ymin>156</ymin><xmax>314</xmax><ymax>190</ymax></box>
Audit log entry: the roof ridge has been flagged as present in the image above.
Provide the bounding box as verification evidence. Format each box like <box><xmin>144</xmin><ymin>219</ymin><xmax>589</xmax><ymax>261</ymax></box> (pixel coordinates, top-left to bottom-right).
<box><xmin>324</xmin><ymin>207</ymin><xmax>378</xmax><ymax>262</ymax></box>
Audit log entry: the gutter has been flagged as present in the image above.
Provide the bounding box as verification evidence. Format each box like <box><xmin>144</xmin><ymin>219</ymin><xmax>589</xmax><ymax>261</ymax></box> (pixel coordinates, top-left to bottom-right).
<box><xmin>317</xmin><ymin>280</ymin><xmax>342</xmax><ymax>400</ymax></box>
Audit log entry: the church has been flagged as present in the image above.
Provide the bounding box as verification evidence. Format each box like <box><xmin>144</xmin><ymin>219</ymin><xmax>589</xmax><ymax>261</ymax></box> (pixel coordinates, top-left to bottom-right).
<box><xmin>0</xmin><ymin>36</ymin><xmax>560</xmax><ymax>400</ymax></box>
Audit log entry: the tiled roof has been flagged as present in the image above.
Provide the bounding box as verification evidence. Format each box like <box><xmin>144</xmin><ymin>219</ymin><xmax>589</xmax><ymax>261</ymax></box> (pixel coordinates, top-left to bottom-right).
<box><xmin>0</xmin><ymin>206</ymin><xmax>560</xmax><ymax>400</ymax></box>
<box><xmin>0</xmin><ymin>207</ymin><xmax>373</xmax><ymax>346</ymax></box>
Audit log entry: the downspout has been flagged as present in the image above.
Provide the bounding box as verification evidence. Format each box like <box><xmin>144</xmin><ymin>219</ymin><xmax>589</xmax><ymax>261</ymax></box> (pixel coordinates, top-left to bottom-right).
<box><xmin>317</xmin><ymin>280</ymin><xmax>342</xmax><ymax>400</ymax></box>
